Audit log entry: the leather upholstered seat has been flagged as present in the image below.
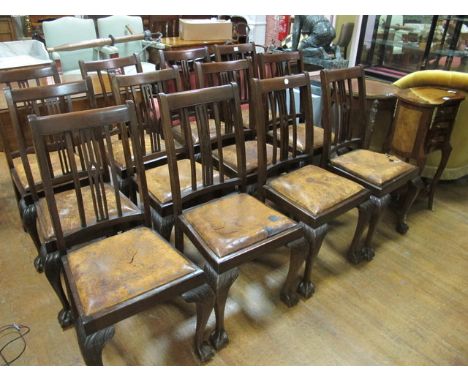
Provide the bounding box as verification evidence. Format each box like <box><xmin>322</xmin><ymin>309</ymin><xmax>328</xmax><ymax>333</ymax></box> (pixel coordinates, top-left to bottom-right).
<box><xmin>269</xmin><ymin>124</ymin><xmax>327</xmax><ymax>151</ymax></box>
<box><xmin>36</xmin><ymin>183</ymin><xmax>140</xmax><ymax>242</ymax></box>
<box><xmin>146</xmin><ymin>159</ymin><xmax>220</xmax><ymax>204</ymax></box>
<box><xmin>12</xmin><ymin>152</ymin><xmax>81</xmax><ymax>192</ymax></box>
<box><xmin>268</xmin><ymin>165</ymin><xmax>365</xmax><ymax>216</ymax></box>
<box><xmin>213</xmin><ymin>140</ymin><xmax>278</xmax><ymax>174</ymax></box>
<box><xmin>330</xmin><ymin>149</ymin><xmax>417</xmax><ymax>186</ymax></box>
<box><xmin>67</xmin><ymin>226</ymin><xmax>198</xmax><ymax>316</ymax></box>
<box><xmin>183</xmin><ymin>193</ymin><xmax>297</xmax><ymax>258</ymax></box>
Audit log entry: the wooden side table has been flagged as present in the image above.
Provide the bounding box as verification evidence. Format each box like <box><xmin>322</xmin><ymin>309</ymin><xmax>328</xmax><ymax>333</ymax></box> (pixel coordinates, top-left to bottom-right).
<box><xmin>389</xmin><ymin>86</ymin><xmax>466</xmax><ymax>209</ymax></box>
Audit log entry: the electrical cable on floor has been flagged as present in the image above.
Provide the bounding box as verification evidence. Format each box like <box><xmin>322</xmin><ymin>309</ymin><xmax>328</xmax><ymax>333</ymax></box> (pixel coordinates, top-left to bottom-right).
<box><xmin>0</xmin><ymin>323</ymin><xmax>30</xmax><ymax>366</ymax></box>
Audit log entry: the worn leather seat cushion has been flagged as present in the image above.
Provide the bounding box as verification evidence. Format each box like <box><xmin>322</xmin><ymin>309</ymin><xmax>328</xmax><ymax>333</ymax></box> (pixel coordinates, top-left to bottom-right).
<box><xmin>268</xmin><ymin>165</ymin><xmax>365</xmax><ymax>217</ymax></box>
<box><xmin>172</xmin><ymin>119</ymin><xmax>224</xmax><ymax>145</ymax></box>
<box><xmin>330</xmin><ymin>149</ymin><xmax>417</xmax><ymax>186</ymax></box>
<box><xmin>146</xmin><ymin>159</ymin><xmax>220</xmax><ymax>204</ymax></box>
<box><xmin>268</xmin><ymin>123</ymin><xmax>327</xmax><ymax>151</ymax></box>
<box><xmin>67</xmin><ymin>226</ymin><xmax>197</xmax><ymax>316</ymax></box>
<box><xmin>213</xmin><ymin>140</ymin><xmax>278</xmax><ymax>174</ymax></box>
<box><xmin>184</xmin><ymin>193</ymin><xmax>297</xmax><ymax>258</ymax></box>
<box><xmin>13</xmin><ymin>152</ymin><xmax>81</xmax><ymax>191</ymax></box>
<box><xmin>36</xmin><ymin>183</ymin><xmax>140</xmax><ymax>242</ymax></box>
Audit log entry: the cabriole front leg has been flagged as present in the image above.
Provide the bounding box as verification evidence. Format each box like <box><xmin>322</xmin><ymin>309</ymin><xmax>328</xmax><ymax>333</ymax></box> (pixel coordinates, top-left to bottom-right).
<box><xmin>76</xmin><ymin>319</ymin><xmax>115</xmax><ymax>366</ymax></box>
<box><xmin>347</xmin><ymin>199</ymin><xmax>374</xmax><ymax>264</ymax></box>
<box><xmin>204</xmin><ymin>263</ymin><xmax>239</xmax><ymax>351</ymax></box>
<box><xmin>281</xmin><ymin>229</ymin><xmax>308</xmax><ymax>307</ymax></box>
<box><xmin>182</xmin><ymin>283</ymin><xmax>216</xmax><ymax>362</ymax></box>
<box><xmin>396</xmin><ymin>177</ymin><xmax>424</xmax><ymax>234</ymax></box>
<box><xmin>363</xmin><ymin>194</ymin><xmax>390</xmax><ymax>255</ymax></box>
<box><xmin>297</xmin><ymin>224</ymin><xmax>328</xmax><ymax>299</ymax></box>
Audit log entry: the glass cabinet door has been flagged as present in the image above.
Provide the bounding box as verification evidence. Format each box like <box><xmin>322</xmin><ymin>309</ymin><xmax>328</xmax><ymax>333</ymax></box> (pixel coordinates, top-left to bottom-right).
<box><xmin>357</xmin><ymin>15</ymin><xmax>468</xmax><ymax>80</ymax></box>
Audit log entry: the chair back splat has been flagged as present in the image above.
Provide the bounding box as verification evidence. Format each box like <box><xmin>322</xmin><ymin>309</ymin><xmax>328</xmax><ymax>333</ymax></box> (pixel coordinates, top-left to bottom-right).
<box><xmin>257</xmin><ymin>51</ymin><xmax>304</xmax><ymax>79</ymax></box>
<box><xmin>252</xmin><ymin>72</ymin><xmax>316</xmax><ymax>192</ymax></box>
<box><xmin>320</xmin><ymin>65</ymin><xmax>369</xmax><ymax>164</ymax></box>
<box><xmin>29</xmin><ymin>101</ymin><xmax>149</xmax><ymax>251</ymax></box>
<box><xmin>158</xmin><ymin>82</ymin><xmax>246</xmax><ymax>217</ymax></box>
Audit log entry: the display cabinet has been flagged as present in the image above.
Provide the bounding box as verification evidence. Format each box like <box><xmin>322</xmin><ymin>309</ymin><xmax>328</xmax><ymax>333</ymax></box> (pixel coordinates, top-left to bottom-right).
<box><xmin>357</xmin><ymin>15</ymin><xmax>468</xmax><ymax>81</ymax></box>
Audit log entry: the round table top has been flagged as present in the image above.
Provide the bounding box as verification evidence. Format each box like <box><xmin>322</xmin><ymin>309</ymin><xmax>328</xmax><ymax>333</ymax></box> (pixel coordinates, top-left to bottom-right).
<box><xmin>396</xmin><ymin>86</ymin><xmax>466</xmax><ymax>106</ymax></box>
<box><xmin>309</xmin><ymin>71</ymin><xmax>398</xmax><ymax>99</ymax></box>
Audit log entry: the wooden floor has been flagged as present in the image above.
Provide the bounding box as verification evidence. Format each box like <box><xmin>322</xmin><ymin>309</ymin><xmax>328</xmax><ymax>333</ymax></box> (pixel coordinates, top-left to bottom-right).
<box><xmin>0</xmin><ymin>153</ymin><xmax>467</xmax><ymax>366</ymax></box>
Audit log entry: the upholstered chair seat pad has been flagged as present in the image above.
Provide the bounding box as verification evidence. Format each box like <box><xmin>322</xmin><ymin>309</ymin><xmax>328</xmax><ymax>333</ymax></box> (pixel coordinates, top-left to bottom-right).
<box><xmin>172</xmin><ymin>119</ymin><xmax>224</xmax><ymax>145</ymax></box>
<box><xmin>268</xmin><ymin>165</ymin><xmax>365</xmax><ymax>217</ymax></box>
<box><xmin>330</xmin><ymin>149</ymin><xmax>417</xmax><ymax>186</ymax></box>
<box><xmin>13</xmin><ymin>152</ymin><xmax>81</xmax><ymax>191</ymax></box>
<box><xmin>67</xmin><ymin>226</ymin><xmax>197</xmax><ymax>316</ymax></box>
<box><xmin>213</xmin><ymin>140</ymin><xmax>278</xmax><ymax>174</ymax></box>
<box><xmin>268</xmin><ymin>124</ymin><xmax>327</xmax><ymax>151</ymax></box>
<box><xmin>184</xmin><ymin>193</ymin><xmax>297</xmax><ymax>258</ymax></box>
<box><xmin>36</xmin><ymin>183</ymin><xmax>140</xmax><ymax>242</ymax></box>
<box><xmin>146</xmin><ymin>159</ymin><xmax>220</xmax><ymax>204</ymax></box>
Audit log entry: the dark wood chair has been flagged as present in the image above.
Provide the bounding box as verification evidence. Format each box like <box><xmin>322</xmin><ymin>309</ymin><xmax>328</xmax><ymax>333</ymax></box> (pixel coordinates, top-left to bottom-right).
<box><xmin>3</xmin><ymin>78</ymin><xmax>97</xmax><ymax>272</ymax></box>
<box><xmin>214</xmin><ymin>42</ymin><xmax>257</xmax><ymax>68</ymax></box>
<box><xmin>158</xmin><ymin>47</ymin><xmax>211</xmax><ymax>91</ymax></box>
<box><xmin>158</xmin><ymin>83</ymin><xmax>305</xmax><ymax>350</ymax></box>
<box><xmin>252</xmin><ymin>72</ymin><xmax>375</xmax><ymax>299</ymax></box>
<box><xmin>29</xmin><ymin>102</ymin><xmax>216</xmax><ymax>364</ymax></box>
<box><xmin>79</xmin><ymin>54</ymin><xmax>145</xmax><ymax>106</ymax></box>
<box><xmin>111</xmin><ymin>67</ymin><xmax>188</xmax><ymax>238</ymax></box>
<box><xmin>320</xmin><ymin>65</ymin><xmax>423</xmax><ymax>237</ymax></box>
<box><xmin>194</xmin><ymin>59</ymin><xmax>264</xmax><ymax>187</ymax></box>
<box><xmin>0</xmin><ymin>63</ymin><xmax>61</xmax><ymax>229</ymax></box>
<box><xmin>257</xmin><ymin>51</ymin><xmax>304</xmax><ymax>79</ymax></box>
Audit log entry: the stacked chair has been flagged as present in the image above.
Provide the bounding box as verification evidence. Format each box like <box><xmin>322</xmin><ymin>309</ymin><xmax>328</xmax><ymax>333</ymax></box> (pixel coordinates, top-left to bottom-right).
<box><xmin>0</xmin><ymin>32</ymin><xmax>428</xmax><ymax>365</ymax></box>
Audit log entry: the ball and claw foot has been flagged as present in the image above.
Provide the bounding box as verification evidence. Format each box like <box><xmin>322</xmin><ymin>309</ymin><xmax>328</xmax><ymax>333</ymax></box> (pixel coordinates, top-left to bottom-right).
<box><xmin>396</xmin><ymin>222</ymin><xmax>409</xmax><ymax>235</ymax></box>
<box><xmin>297</xmin><ymin>280</ymin><xmax>315</xmax><ymax>299</ymax></box>
<box><xmin>210</xmin><ymin>329</ymin><xmax>229</xmax><ymax>351</ymax></box>
<box><xmin>58</xmin><ymin>309</ymin><xmax>74</xmax><ymax>329</ymax></box>
<box><xmin>197</xmin><ymin>342</ymin><xmax>216</xmax><ymax>363</ymax></box>
<box><xmin>361</xmin><ymin>247</ymin><xmax>375</xmax><ymax>261</ymax></box>
<box><xmin>280</xmin><ymin>290</ymin><xmax>300</xmax><ymax>308</ymax></box>
<box><xmin>34</xmin><ymin>255</ymin><xmax>44</xmax><ymax>273</ymax></box>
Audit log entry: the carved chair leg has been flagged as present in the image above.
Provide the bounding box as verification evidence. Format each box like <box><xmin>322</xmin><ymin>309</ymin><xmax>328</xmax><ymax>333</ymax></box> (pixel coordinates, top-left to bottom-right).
<box><xmin>204</xmin><ymin>263</ymin><xmax>239</xmax><ymax>351</ymax></box>
<box><xmin>364</xmin><ymin>194</ymin><xmax>391</xmax><ymax>252</ymax></box>
<box><xmin>34</xmin><ymin>244</ymin><xmax>48</xmax><ymax>273</ymax></box>
<box><xmin>347</xmin><ymin>199</ymin><xmax>374</xmax><ymax>264</ymax></box>
<box><xmin>18</xmin><ymin>198</ymin><xmax>28</xmax><ymax>232</ymax></box>
<box><xmin>181</xmin><ymin>283</ymin><xmax>216</xmax><ymax>362</ymax></box>
<box><xmin>23</xmin><ymin>203</ymin><xmax>41</xmax><ymax>251</ymax></box>
<box><xmin>396</xmin><ymin>177</ymin><xmax>424</xmax><ymax>234</ymax></box>
<box><xmin>428</xmin><ymin>145</ymin><xmax>451</xmax><ymax>210</ymax></box>
<box><xmin>44</xmin><ymin>251</ymin><xmax>73</xmax><ymax>328</ymax></box>
<box><xmin>297</xmin><ymin>224</ymin><xmax>328</xmax><ymax>299</ymax></box>
<box><xmin>151</xmin><ymin>209</ymin><xmax>174</xmax><ymax>240</ymax></box>
<box><xmin>280</xmin><ymin>232</ymin><xmax>308</xmax><ymax>307</ymax></box>
<box><xmin>76</xmin><ymin>319</ymin><xmax>115</xmax><ymax>366</ymax></box>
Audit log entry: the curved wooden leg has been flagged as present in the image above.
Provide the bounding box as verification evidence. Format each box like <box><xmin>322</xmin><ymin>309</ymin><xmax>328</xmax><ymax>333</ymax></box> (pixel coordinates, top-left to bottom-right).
<box><xmin>76</xmin><ymin>319</ymin><xmax>115</xmax><ymax>366</ymax></box>
<box><xmin>396</xmin><ymin>177</ymin><xmax>424</xmax><ymax>234</ymax></box>
<box><xmin>151</xmin><ymin>209</ymin><xmax>174</xmax><ymax>240</ymax></box>
<box><xmin>44</xmin><ymin>251</ymin><xmax>73</xmax><ymax>328</ymax></box>
<box><xmin>363</xmin><ymin>195</ymin><xmax>391</xmax><ymax>255</ymax></box>
<box><xmin>182</xmin><ymin>283</ymin><xmax>216</xmax><ymax>362</ymax></box>
<box><xmin>18</xmin><ymin>198</ymin><xmax>28</xmax><ymax>232</ymax></box>
<box><xmin>23</xmin><ymin>203</ymin><xmax>41</xmax><ymax>251</ymax></box>
<box><xmin>281</xmin><ymin>230</ymin><xmax>308</xmax><ymax>307</ymax></box>
<box><xmin>347</xmin><ymin>199</ymin><xmax>374</xmax><ymax>264</ymax></box>
<box><xmin>204</xmin><ymin>263</ymin><xmax>239</xmax><ymax>351</ymax></box>
<box><xmin>34</xmin><ymin>244</ymin><xmax>47</xmax><ymax>273</ymax></box>
<box><xmin>297</xmin><ymin>224</ymin><xmax>328</xmax><ymax>299</ymax></box>
<box><xmin>428</xmin><ymin>145</ymin><xmax>451</xmax><ymax>211</ymax></box>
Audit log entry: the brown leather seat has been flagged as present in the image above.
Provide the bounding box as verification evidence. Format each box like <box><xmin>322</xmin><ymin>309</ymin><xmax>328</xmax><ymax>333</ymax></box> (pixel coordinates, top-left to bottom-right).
<box><xmin>13</xmin><ymin>152</ymin><xmax>81</xmax><ymax>191</ymax></box>
<box><xmin>330</xmin><ymin>149</ymin><xmax>418</xmax><ymax>186</ymax></box>
<box><xmin>172</xmin><ymin>119</ymin><xmax>223</xmax><ymax>145</ymax></box>
<box><xmin>213</xmin><ymin>140</ymin><xmax>278</xmax><ymax>174</ymax></box>
<box><xmin>268</xmin><ymin>165</ymin><xmax>365</xmax><ymax>217</ymax></box>
<box><xmin>36</xmin><ymin>183</ymin><xmax>141</xmax><ymax>242</ymax></box>
<box><xmin>66</xmin><ymin>226</ymin><xmax>198</xmax><ymax>316</ymax></box>
<box><xmin>146</xmin><ymin>159</ymin><xmax>221</xmax><ymax>203</ymax></box>
<box><xmin>268</xmin><ymin>124</ymin><xmax>327</xmax><ymax>151</ymax></box>
<box><xmin>183</xmin><ymin>193</ymin><xmax>297</xmax><ymax>258</ymax></box>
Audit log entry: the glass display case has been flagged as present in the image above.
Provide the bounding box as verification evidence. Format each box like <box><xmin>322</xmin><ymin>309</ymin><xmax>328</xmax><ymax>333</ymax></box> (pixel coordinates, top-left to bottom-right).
<box><xmin>356</xmin><ymin>15</ymin><xmax>468</xmax><ymax>81</ymax></box>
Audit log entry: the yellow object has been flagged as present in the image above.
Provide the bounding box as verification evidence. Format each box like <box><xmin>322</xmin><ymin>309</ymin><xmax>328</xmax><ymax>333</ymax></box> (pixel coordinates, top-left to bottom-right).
<box><xmin>393</xmin><ymin>70</ymin><xmax>468</xmax><ymax>180</ymax></box>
